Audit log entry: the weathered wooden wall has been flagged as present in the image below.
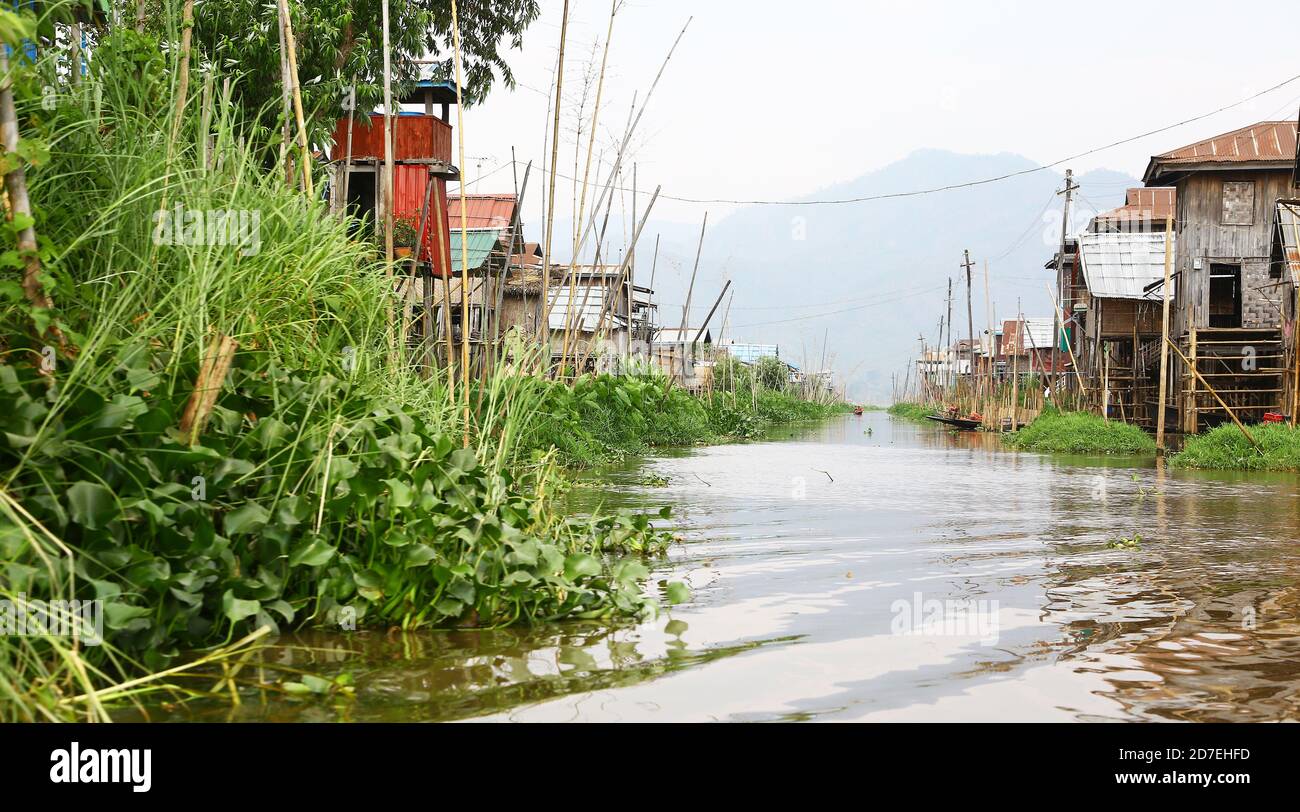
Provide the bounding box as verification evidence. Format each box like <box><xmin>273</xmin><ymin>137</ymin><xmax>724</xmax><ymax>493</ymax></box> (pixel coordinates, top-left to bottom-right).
<box><xmin>1172</xmin><ymin>169</ymin><xmax>1293</xmax><ymax>336</ymax></box>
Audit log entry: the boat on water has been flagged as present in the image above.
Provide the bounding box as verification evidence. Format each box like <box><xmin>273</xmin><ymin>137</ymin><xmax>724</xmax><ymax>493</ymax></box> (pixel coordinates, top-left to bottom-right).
<box><xmin>924</xmin><ymin>413</ymin><xmax>982</xmax><ymax>430</ymax></box>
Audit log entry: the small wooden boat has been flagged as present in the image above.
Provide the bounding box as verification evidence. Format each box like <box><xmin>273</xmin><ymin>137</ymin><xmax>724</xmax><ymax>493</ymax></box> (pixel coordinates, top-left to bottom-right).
<box><xmin>852</xmin><ymin>406</ymin><xmax>864</xmax><ymax>416</ymax></box>
<box><xmin>924</xmin><ymin>413</ymin><xmax>982</xmax><ymax>430</ymax></box>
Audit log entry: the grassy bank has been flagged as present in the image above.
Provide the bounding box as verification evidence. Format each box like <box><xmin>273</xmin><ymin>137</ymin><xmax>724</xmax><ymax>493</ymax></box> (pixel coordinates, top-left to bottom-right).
<box><xmin>0</xmin><ymin>26</ymin><xmax>688</xmax><ymax>721</ymax></box>
<box><xmin>1006</xmin><ymin>409</ymin><xmax>1156</xmax><ymax>455</ymax></box>
<box><xmin>1172</xmin><ymin>423</ymin><xmax>1300</xmax><ymax>471</ymax></box>
<box><xmin>0</xmin><ymin>19</ymin><xmax>847</xmax><ymax>720</ymax></box>
<box><xmin>887</xmin><ymin>402</ymin><xmax>939</xmax><ymax>423</ymax></box>
<box><xmin>524</xmin><ymin>363</ymin><xmax>849</xmax><ymax>467</ymax></box>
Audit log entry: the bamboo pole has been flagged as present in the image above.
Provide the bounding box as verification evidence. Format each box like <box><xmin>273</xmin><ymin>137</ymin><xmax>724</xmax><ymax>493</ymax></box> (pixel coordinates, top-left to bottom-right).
<box><xmin>276</xmin><ymin>0</ymin><xmax>313</xmax><ymax>196</ymax></box>
<box><xmin>376</xmin><ymin>0</ymin><xmax>396</xmax><ymax>364</ymax></box>
<box><xmin>340</xmin><ymin>82</ymin><xmax>356</xmax><ymax>211</ymax></box>
<box><xmin>982</xmin><ymin>259</ymin><xmax>994</xmax><ymax>424</ymax></box>
<box><xmin>557</xmin><ymin>18</ymin><xmax>691</xmax><ymax>314</ymax></box>
<box><xmin>277</xmin><ymin>1</ymin><xmax>292</xmax><ymax>184</ymax></box>
<box><xmin>1010</xmin><ymin>303</ymin><xmax>1021</xmax><ymax>430</ymax></box>
<box><xmin>671</xmin><ymin>212</ymin><xmax>708</xmax><ymax>390</ymax></box>
<box><xmin>449</xmin><ymin>0</ymin><xmax>472</xmax><ymax>444</ymax></box>
<box><xmin>170</xmin><ymin>0</ymin><xmax>196</xmax><ymax>146</ymax></box>
<box><xmin>1046</xmin><ymin>284</ymin><xmax>1087</xmax><ymax>397</ymax></box>
<box><xmin>579</xmin><ymin>187</ymin><xmax>661</xmax><ymax>373</ymax></box>
<box><xmin>628</xmin><ymin>162</ymin><xmax>637</xmax><ymax>366</ymax></box>
<box><xmin>560</xmin><ymin>1</ymin><xmax>618</xmax><ymax>370</ymax></box>
<box><xmin>538</xmin><ymin>0</ymin><xmax>572</xmax><ymax>352</ymax></box>
<box><xmin>1292</xmin><ymin>284</ymin><xmax>1299</xmax><ymax>427</ymax></box>
<box><xmin>0</xmin><ymin>49</ymin><xmax>68</xmax><ymax>355</ymax></box>
<box><xmin>406</xmin><ymin>172</ymin><xmax>436</xmax><ymax>375</ymax></box>
<box><xmin>1155</xmin><ymin>214</ymin><xmax>1175</xmax><ymax>451</ymax></box>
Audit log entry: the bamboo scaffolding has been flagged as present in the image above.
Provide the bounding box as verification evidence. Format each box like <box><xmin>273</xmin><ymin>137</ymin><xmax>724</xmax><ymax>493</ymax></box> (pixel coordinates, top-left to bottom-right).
<box><xmin>1165</xmin><ymin>338</ymin><xmax>1261</xmax><ymax>453</ymax></box>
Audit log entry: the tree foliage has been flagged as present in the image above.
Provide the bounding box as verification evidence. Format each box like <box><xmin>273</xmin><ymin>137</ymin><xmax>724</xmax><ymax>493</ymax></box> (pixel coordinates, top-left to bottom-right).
<box><xmin>754</xmin><ymin>355</ymin><xmax>790</xmax><ymax>391</ymax></box>
<box><xmin>163</xmin><ymin>0</ymin><xmax>539</xmax><ymax>145</ymax></box>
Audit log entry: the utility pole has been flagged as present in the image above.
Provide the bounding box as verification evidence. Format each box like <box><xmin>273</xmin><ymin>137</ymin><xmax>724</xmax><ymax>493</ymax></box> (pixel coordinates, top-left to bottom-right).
<box><xmin>961</xmin><ymin>250</ymin><xmax>975</xmax><ymax>400</ymax></box>
<box><xmin>1054</xmin><ymin>168</ymin><xmax>1079</xmax><ymax>390</ymax></box>
<box><xmin>983</xmin><ymin>259</ymin><xmax>994</xmax><ymax>415</ymax></box>
<box><xmin>945</xmin><ymin>278</ymin><xmax>953</xmax><ymax>391</ymax></box>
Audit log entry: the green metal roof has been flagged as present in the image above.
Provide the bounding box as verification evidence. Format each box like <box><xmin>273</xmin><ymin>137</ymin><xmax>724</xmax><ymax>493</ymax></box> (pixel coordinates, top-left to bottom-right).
<box><xmin>449</xmin><ymin>228</ymin><xmax>502</xmax><ymax>272</ymax></box>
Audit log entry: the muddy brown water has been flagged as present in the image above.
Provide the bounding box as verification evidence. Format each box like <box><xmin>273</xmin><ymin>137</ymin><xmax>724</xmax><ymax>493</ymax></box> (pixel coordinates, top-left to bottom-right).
<box><xmin>130</xmin><ymin>412</ymin><xmax>1300</xmax><ymax>722</ymax></box>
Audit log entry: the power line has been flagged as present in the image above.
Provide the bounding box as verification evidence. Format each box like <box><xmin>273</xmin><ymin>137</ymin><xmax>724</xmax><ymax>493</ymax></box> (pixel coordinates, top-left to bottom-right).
<box><xmin>506</xmin><ymin>72</ymin><xmax>1300</xmax><ymax>207</ymax></box>
<box><xmin>726</xmin><ymin>282</ymin><xmax>949</xmax><ymax>329</ymax></box>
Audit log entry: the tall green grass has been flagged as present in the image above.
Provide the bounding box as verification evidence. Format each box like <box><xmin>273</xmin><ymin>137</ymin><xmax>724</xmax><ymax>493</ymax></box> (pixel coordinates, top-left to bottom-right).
<box><xmin>1172</xmin><ymin>423</ymin><xmax>1300</xmax><ymax>471</ymax></box>
<box><xmin>519</xmin><ymin>370</ymin><xmax>848</xmax><ymax>467</ymax></box>
<box><xmin>887</xmin><ymin>402</ymin><xmax>939</xmax><ymax>423</ymax></box>
<box><xmin>0</xmin><ymin>26</ymin><xmax>670</xmax><ymax>720</ymax></box>
<box><xmin>1006</xmin><ymin>409</ymin><xmax>1156</xmax><ymax>455</ymax></box>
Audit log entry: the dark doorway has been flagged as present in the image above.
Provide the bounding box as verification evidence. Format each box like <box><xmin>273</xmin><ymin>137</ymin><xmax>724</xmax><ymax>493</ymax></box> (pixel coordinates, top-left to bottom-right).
<box><xmin>1208</xmin><ymin>263</ymin><xmax>1241</xmax><ymax>328</ymax></box>
<box><xmin>344</xmin><ymin>169</ymin><xmax>377</xmax><ymax>239</ymax></box>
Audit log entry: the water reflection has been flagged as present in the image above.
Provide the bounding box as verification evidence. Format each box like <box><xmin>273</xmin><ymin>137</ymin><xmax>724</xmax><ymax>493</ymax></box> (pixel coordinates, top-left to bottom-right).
<box><xmin>127</xmin><ymin>411</ymin><xmax>1300</xmax><ymax>722</ymax></box>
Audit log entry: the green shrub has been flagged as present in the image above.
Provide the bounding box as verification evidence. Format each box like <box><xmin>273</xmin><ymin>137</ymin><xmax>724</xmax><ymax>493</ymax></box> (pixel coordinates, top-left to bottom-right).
<box><xmin>1007</xmin><ymin>410</ymin><xmax>1155</xmax><ymax>455</ymax></box>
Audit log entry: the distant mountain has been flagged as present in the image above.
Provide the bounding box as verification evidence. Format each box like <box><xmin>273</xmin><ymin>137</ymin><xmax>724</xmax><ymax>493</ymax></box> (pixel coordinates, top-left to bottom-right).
<box><xmin>527</xmin><ymin>150</ymin><xmax>1138</xmax><ymax>403</ymax></box>
<box><xmin>652</xmin><ymin>152</ymin><xmax>1137</xmax><ymax>403</ymax></box>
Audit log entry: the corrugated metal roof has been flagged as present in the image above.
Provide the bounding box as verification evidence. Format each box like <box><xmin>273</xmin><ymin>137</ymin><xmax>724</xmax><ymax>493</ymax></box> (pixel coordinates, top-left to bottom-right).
<box><xmin>724</xmin><ymin>342</ymin><xmax>778</xmax><ymax>363</ymax></box>
<box><xmin>447</xmin><ymin>194</ymin><xmax>516</xmax><ymax>231</ymax></box>
<box><xmin>450</xmin><ymin>228</ymin><xmax>503</xmax><ymax>272</ymax></box>
<box><xmin>655</xmin><ymin>327</ymin><xmax>712</xmax><ymax>344</ymax></box>
<box><xmin>1078</xmin><ymin>231</ymin><xmax>1175</xmax><ymax>299</ymax></box>
<box><xmin>1277</xmin><ymin>201</ymin><xmax>1300</xmax><ymax>285</ymax></box>
<box><xmin>1145</xmin><ymin>121</ymin><xmax>1297</xmax><ymax>182</ymax></box>
<box><xmin>546</xmin><ymin>288</ymin><xmax>609</xmax><ymax>332</ymax></box>
<box><xmin>1001</xmin><ymin>318</ymin><xmax>1055</xmax><ymax>354</ymax></box>
<box><xmin>1094</xmin><ymin>187</ymin><xmax>1176</xmax><ymax>224</ymax></box>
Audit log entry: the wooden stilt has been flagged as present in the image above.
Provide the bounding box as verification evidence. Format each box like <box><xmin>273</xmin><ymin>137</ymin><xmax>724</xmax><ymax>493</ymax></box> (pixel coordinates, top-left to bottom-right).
<box><xmin>1155</xmin><ymin>215</ymin><xmax>1175</xmax><ymax>451</ymax></box>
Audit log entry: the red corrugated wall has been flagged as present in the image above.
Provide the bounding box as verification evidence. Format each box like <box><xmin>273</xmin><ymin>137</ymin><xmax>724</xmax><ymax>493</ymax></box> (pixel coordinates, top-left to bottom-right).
<box><xmin>332</xmin><ymin>114</ymin><xmax>452</xmax><ymax>163</ymax></box>
<box><xmin>392</xmin><ymin>166</ymin><xmax>451</xmax><ymax>277</ymax></box>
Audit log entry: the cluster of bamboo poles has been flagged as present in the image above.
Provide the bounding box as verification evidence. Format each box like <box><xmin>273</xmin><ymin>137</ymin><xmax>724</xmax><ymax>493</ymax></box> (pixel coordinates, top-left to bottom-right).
<box><xmin>326</xmin><ymin>1</ymin><xmax>697</xmax><ymax>393</ymax></box>
<box><xmin>892</xmin><ymin>249</ymin><xmax>1088</xmax><ymax>431</ymax></box>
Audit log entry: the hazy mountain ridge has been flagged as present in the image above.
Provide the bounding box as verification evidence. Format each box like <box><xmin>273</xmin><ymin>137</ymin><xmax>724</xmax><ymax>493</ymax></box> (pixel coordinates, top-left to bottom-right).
<box><xmin>523</xmin><ymin>150</ymin><xmax>1138</xmax><ymax>403</ymax></box>
<box><xmin>650</xmin><ymin>151</ymin><xmax>1138</xmax><ymax>402</ymax></box>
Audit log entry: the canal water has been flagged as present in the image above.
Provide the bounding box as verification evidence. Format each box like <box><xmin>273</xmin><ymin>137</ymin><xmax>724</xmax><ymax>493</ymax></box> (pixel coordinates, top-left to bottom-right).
<box><xmin>140</xmin><ymin>412</ymin><xmax>1300</xmax><ymax>722</ymax></box>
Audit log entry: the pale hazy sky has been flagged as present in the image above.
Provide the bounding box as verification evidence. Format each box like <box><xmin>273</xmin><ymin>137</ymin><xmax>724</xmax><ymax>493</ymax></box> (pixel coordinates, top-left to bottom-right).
<box><xmin>452</xmin><ymin>0</ymin><xmax>1300</xmax><ymax>227</ymax></box>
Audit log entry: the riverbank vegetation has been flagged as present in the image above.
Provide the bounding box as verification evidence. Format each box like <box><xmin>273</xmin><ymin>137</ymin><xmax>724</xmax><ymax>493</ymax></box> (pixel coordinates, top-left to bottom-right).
<box><xmin>887</xmin><ymin>402</ymin><xmax>939</xmax><ymax>422</ymax></box>
<box><xmin>1006</xmin><ymin>409</ymin><xmax>1156</xmax><ymax>455</ymax></box>
<box><xmin>1172</xmin><ymin>423</ymin><xmax>1300</xmax><ymax>472</ymax></box>
<box><xmin>522</xmin><ymin>359</ymin><xmax>848</xmax><ymax>467</ymax></box>
<box><xmin>0</xmin><ymin>7</ymin><xmax>844</xmax><ymax>721</ymax></box>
